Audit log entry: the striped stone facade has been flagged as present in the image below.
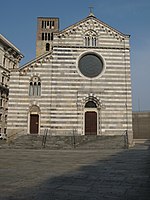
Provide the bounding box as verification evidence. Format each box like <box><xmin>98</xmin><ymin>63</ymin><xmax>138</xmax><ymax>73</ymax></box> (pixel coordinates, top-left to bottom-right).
<box><xmin>7</xmin><ymin>14</ymin><xmax>133</xmax><ymax>144</ymax></box>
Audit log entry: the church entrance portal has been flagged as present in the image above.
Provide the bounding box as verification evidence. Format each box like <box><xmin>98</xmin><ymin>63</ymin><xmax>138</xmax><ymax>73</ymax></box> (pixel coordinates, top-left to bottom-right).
<box><xmin>85</xmin><ymin>111</ymin><xmax>97</xmax><ymax>135</ymax></box>
<box><xmin>84</xmin><ymin>101</ymin><xmax>98</xmax><ymax>135</ymax></box>
<box><xmin>30</xmin><ymin>114</ymin><xmax>39</xmax><ymax>134</ymax></box>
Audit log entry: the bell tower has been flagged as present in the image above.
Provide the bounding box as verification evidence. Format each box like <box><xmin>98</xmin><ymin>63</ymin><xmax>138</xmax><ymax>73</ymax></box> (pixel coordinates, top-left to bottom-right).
<box><xmin>36</xmin><ymin>17</ymin><xmax>59</xmax><ymax>57</ymax></box>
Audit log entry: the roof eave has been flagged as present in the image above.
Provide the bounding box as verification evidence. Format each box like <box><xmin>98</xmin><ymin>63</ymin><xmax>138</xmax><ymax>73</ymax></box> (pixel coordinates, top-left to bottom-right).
<box><xmin>20</xmin><ymin>51</ymin><xmax>52</xmax><ymax>70</ymax></box>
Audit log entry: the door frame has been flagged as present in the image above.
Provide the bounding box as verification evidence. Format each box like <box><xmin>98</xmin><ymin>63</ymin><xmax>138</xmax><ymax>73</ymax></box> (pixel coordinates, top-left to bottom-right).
<box><xmin>27</xmin><ymin>105</ymin><xmax>41</xmax><ymax>134</ymax></box>
<box><xmin>83</xmin><ymin>108</ymin><xmax>98</xmax><ymax>135</ymax></box>
<box><xmin>30</xmin><ymin>114</ymin><xmax>39</xmax><ymax>134</ymax></box>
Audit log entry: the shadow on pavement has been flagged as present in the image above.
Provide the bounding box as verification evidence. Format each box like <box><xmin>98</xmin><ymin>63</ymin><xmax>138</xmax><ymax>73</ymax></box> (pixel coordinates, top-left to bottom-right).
<box><xmin>0</xmin><ymin>145</ymin><xmax>150</xmax><ymax>200</ymax></box>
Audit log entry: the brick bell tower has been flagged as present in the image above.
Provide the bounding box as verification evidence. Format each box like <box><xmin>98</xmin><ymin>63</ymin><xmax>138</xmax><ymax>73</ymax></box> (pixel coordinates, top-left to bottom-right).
<box><xmin>36</xmin><ymin>17</ymin><xmax>59</xmax><ymax>57</ymax></box>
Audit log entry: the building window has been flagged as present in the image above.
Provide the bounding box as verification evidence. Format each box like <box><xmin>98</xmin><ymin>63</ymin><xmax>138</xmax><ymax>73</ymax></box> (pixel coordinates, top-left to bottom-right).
<box><xmin>42</xmin><ymin>33</ymin><xmax>53</xmax><ymax>41</ymax></box>
<box><xmin>84</xmin><ymin>30</ymin><xmax>97</xmax><ymax>47</ymax></box>
<box><xmin>37</xmin><ymin>82</ymin><xmax>41</xmax><ymax>96</ymax></box>
<box><xmin>29</xmin><ymin>82</ymin><xmax>33</xmax><ymax>96</ymax></box>
<box><xmin>51</xmin><ymin>32</ymin><xmax>53</xmax><ymax>40</ymax></box>
<box><xmin>34</xmin><ymin>82</ymin><xmax>38</xmax><ymax>96</ymax></box>
<box><xmin>42</xmin><ymin>21</ymin><xmax>44</xmax><ymax>28</ymax></box>
<box><xmin>50</xmin><ymin>21</ymin><xmax>55</xmax><ymax>29</ymax></box>
<box><xmin>52</xmin><ymin>21</ymin><xmax>54</xmax><ymax>27</ymax></box>
<box><xmin>85</xmin><ymin>36</ymin><xmax>90</xmax><ymax>46</ymax></box>
<box><xmin>42</xmin><ymin>33</ymin><xmax>44</xmax><ymax>40</ymax></box>
<box><xmin>46</xmin><ymin>43</ymin><xmax>50</xmax><ymax>51</ymax></box>
<box><xmin>92</xmin><ymin>37</ymin><xmax>97</xmax><ymax>47</ymax></box>
<box><xmin>42</xmin><ymin>20</ymin><xmax>55</xmax><ymax>29</ymax></box>
<box><xmin>78</xmin><ymin>52</ymin><xmax>105</xmax><ymax>78</ymax></box>
<box><xmin>45</xmin><ymin>33</ymin><xmax>47</xmax><ymax>40</ymax></box>
<box><xmin>48</xmin><ymin>33</ymin><xmax>50</xmax><ymax>41</ymax></box>
<box><xmin>2</xmin><ymin>76</ymin><xmax>4</xmax><ymax>84</ymax></box>
<box><xmin>0</xmin><ymin>99</ymin><xmax>2</xmax><ymax>107</ymax></box>
<box><xmin>3</xmin><ymin>57</ymin><xmax>6</xmax><ymax>66</ymax></box>
<box><xmin>5</xmin><ymin>115</ymin><xmax>7</xmax><ymax>122</ymax></box>
<box><xmin>29</xmin><ymin>76</ymin><xmax>41</xmax><ymax>96</ymax></box>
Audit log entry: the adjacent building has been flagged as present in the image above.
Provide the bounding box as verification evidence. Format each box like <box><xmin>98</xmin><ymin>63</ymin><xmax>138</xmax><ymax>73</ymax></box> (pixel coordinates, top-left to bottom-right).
<box><xmin>0</xmin><ymin>34</ymin><xmax>23</xmax><ymax>136</ymax></box>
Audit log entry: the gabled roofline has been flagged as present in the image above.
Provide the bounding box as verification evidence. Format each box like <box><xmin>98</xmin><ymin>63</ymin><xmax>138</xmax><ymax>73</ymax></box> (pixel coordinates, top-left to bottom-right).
<box><xmin>0</xmin><ymin>34</ymin><xmax>24</xmax><ymax>57</ymax></box>
<box><xmin>20</xmin><ymin>51</ymin><xmax>52</xmax><ymax>70</ymax></box>
<box><xmin>58</xmin><ymin>15</ymin><xmax>130</xmax><ymax>38</ymax></box>
<box><xmin>37</xmin><ymin>16</ymin><xmax>59</xmax><ymax>20</ymax></box>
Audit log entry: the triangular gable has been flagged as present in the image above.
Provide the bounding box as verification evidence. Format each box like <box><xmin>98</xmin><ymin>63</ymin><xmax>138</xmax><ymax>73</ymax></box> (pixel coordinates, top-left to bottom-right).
<box><xmin>56</xmin><ymin>15</ymin><xmax>130</xmax><ymax>40</ymax></box>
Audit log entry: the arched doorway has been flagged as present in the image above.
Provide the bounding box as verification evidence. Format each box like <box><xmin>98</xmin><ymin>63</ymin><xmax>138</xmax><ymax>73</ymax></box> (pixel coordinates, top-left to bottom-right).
<box><xmin>30</xmin><ymin>114</ymin><xmax>39</xmax><ymax>134</ymax></box>
<box><xmin>28</xmin><ymin>105</ymin><xmax>40</xmax><ymax>134</ymax></box>
<box><xmin>84</xmin><ymin>101</ymin><xmax>97</xmax><ymax>135</ymax></box>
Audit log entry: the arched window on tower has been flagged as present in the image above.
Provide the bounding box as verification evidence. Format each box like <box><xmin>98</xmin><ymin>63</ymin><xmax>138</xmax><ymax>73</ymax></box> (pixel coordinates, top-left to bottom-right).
<box><xmin>46</xmin><ymin>43</ymin><xmax>50</xmax><ymax>51</ymax></box>
<box><xmin>29</xmin><ymin>76</ymin><xmax>41</xmax><ymax>97</ymax></box>
<box><xmin>42</xmin><ymin>33</ymin><xmax>44</xmax><ymax>40</ymax></box>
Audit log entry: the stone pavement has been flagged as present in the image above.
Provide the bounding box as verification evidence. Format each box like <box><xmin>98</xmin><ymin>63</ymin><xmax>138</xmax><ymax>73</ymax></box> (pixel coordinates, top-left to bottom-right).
<box><xmin>0</xmin><ymin>144</ymin><xmax>150</xmax><ymax>200</ymax></box>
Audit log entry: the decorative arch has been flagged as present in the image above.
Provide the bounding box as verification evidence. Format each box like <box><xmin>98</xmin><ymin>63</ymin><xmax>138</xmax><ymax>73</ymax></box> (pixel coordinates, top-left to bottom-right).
<box><xmin>83</xmin><ymin>93</ymin><xmax>101</xmax><ymax>109</ymax></box>
<box><xmin>85</xmin><ymin>101</ymin><xmax>97</xmax><ymax>108</ymax></box>
<box><xmin>29</xmin><ymin>105</ymin><xmax>40</xmax><ymax>113</ymax></box>
<box><xmin>83</xmin><ymin>94</ymin><xmax>100</xmax><ymax>135</ymax></box>
<box><xmin>28</xmin><ymin>105</ymin><xmax>41</xmax><ymax>134</ymax></box>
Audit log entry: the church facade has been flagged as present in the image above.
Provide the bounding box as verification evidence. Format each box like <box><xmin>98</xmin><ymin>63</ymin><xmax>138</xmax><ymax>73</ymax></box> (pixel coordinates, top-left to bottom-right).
<box><xmin>7</xmin><ymin>13</ymin><xmax>133</xmax><ymax>144</ymax></box>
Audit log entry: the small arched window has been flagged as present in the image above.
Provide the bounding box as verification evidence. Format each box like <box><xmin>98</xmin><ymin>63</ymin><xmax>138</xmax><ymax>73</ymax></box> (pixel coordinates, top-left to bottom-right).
<box><xmin>29</xmin><ymin>76</ymin><xmax>41</xmax><ymax>97</ymax></box>
<box><xmin>84</xmin><ymin>30</ymin><xmax>97</xmax><ymax>47</ymax></box>
<box><xmin>34</xmin><ymin>82</ymin><xmax>38</xmax><ymax>96</ymax></box>
<box><xmin>29</xmin><ymin>82</ymin><xmax>33</xmax><ymax>96</ymax></box>
<box><xmin>92</xmin><ymin>37</ymin><xmax>97</xmax><ymax>47</ymax></box>
<box><xmin>46</xmin><ymin>43</ymin><xmax>50</xmax><ymax>51</ymax></box>
<box><xmin>37</xmin><ymin>82</ymin><xmax>41</xmax><ymax>96</ymax></box>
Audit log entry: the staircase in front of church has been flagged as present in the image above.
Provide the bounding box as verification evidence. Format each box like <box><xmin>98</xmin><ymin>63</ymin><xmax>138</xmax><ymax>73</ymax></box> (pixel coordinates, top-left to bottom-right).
<box><xmin>1</xmin><ymin>134</ymin><xmax>127</xmax><ymax>149</ymax></box>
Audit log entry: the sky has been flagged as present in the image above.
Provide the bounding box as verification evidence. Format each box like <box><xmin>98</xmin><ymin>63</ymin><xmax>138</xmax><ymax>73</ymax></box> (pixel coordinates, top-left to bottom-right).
<box><xmin>0</xmin><ymin>0</ymin><xmax>150</xmax><ymax>111</ymax></box>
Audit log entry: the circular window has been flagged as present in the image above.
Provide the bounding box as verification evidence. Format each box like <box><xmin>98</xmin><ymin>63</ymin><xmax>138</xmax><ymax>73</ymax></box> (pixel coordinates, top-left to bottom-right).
<box><xmin>78</xmin><ymin>53</ymin><xmax>104</xmax><ymax>78</ymax></box>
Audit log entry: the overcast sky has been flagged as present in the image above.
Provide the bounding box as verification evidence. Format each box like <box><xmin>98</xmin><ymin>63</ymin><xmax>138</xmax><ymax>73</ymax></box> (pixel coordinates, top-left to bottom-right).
<box><xmin>0</xmin><ymin>0</ymin><xmax>150</xmax><ymax>111</ymax></box>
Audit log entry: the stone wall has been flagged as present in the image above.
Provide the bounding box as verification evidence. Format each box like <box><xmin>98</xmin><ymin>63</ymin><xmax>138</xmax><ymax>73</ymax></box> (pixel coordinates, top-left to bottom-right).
<box><xmin>133</xmin><ymin>112</ymin><xmax>150</xmax><ymax>139</ymax></box>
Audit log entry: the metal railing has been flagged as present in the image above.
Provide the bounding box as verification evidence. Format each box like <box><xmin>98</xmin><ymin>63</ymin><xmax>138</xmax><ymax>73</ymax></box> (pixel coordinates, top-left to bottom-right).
<box><xmin>123</xmin><ymin>130</ymin><xmax>128</xmax><ymax>149</ymax></box>
<box><xmin>7</xmin><ymin>129</ymin><xmax>25</xmax><ymax>144</ymax></box>
<box><xmin>72</xmin><ymin>129</ymin><xmax>77</xmax><ymax>149</ymax></box>
<box><xmin>42</xmin><ymin>128</ymin><xmax>48</xmax><ymax>148</ymax></box>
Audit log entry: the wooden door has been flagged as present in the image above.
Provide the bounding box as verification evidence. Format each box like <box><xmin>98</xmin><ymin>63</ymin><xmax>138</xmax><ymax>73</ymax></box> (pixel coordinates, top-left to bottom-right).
<box><xmin>30</xmin><ymin>114</ymin><xmax>39</xmax><ymax>134</ymax></box>
<box><xmin>85</xmin><ymin>111</ymin><xmax>97</xmax><ymax>135</ymax></box>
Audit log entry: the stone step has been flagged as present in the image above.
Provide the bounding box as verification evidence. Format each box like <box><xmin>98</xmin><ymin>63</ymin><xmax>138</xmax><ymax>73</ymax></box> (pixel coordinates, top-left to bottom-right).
<box><xmin>3</xmin><ymin>134</ymin><xmax>127</xmax><ymax>150</ymax></box>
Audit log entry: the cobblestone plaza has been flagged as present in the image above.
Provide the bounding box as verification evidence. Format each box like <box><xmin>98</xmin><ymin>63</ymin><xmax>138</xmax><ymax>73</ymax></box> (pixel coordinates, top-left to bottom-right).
<box><xmin>0</xmin><ymin>144</ymin><xmax>150</xmax><ymax>200</ymax></box>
